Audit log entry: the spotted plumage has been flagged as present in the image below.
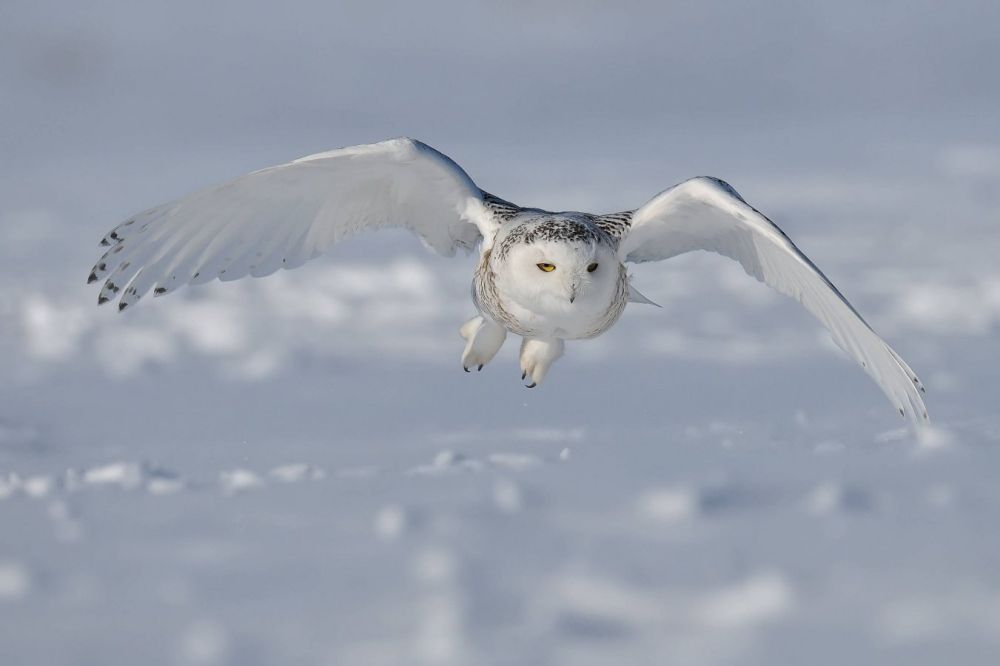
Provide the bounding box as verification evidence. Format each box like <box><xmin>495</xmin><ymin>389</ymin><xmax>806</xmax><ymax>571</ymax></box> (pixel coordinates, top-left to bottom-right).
<box><xmin>86</xmin><ymin>137</ymin><xmax>928</xmax><ymax>424</ymax></box>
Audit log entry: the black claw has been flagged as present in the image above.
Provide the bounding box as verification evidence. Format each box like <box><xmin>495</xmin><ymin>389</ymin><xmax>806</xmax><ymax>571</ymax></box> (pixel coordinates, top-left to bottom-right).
<box><xmin>477</xmin><ymin>364</ymin><xmax>483</xmax><ymax>372</ymax></box>
<box><xmin>526</xmin><ymin>382</ymin><xmax>537</xmax><ymax>389</ymax></box>
<box><xmin>521</xmin><ymin>371</ymin><xmax>526</xmax><ymax>380</ymax></box>
<box><xmin>463</xmin><ymin>367</ymin><xmax>469</xmax><ymax>373</ymax></box>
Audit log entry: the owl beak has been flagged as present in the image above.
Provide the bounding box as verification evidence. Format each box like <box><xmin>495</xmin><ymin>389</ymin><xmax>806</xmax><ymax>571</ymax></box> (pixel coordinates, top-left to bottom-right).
<box><xmin>569</xmin><ymin>279</ymin><xmax>580</xmax><ymax>303</ymax></box>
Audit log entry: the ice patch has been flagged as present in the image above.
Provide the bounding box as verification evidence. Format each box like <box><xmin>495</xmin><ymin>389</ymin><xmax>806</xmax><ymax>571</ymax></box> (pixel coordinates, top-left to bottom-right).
<box><xmin>22</xmin><ymin>475</ymin><xmax>53</xmax><ymax>498</ymax></box>
<box><xmin>492</xmin><ymin>478</ymin><xmax>523</xmax><ymax>514</ymax></box>
<box><xmin>695</xmin><ymin>572</ymin><xmax>795</xmax><ymax>629</ymax></box>
<box><xmin>915</xmin><ymin>425</ymin><xmax>956</xmax><ymax>456</ymax></box>
<box><xmin>0</xmin><ymin>474</ymin><xmax>17</xmax><ymax>500</ymax></box>
<box><xmin>268</xmin><ymin>463</ymin><xmax>326</xmax><ymax>483</ymax></box>
<box><xmin>147</xmin><ymin>476</ymin><xmax>185</xmax><ymax>496</ymax></box>
<box><xmin>218</xmin><ymin>468</ymin><xmax>264</xmax><ymax>495</ymax></box>
<box><xmin>0</xmin><ymin>561</ymin><xmax>31</xmax><ymax>601</ymax></box>
<box><xmin>487</xmin><ymin>452</ymin><xmax>542</xmax><ymax>471</ymax></box>
<box><xmin>374</xmin><ymin>504</ymin><xmax>407</xmax><ymax>541</ymax></box>
<box><xmin>637</xmin><ymin>487</ymin><xmax>698</xmax><ymax>524</ymax></box>
<box><xmin>411</xmin><ymin>548</ymin><xmax>466</xmax><ymax>664</ymax></box>
<box><xmin>83</xmin><ymin>461</ymin><xmax>145</xmax><ymax>489</ymax></box>
<box><xmin>0</xmin><ymin>472</ymin><xmax>54</xmax><ymax>500</ymax></box>
<box><xmin>408</xmin><ymin>450</ymin><xmax>484</xmax><ymax>476</ymax></box>
<box><xmin>804</xmin><ymin>481</ymin><xmax>873</xmax><ymax>515</ymax></box>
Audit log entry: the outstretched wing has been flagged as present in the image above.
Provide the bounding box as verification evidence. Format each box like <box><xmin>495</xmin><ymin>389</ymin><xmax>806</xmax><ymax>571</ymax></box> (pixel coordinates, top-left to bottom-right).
<box><xmin>618</xmin><ymin>176</ymin><xmax>927</xmax><ymax>424</ymax></box>
<box><xmin>88</xmin><ymin>138</ymin><xmax>497</xmax><ymax>310</ymax></box>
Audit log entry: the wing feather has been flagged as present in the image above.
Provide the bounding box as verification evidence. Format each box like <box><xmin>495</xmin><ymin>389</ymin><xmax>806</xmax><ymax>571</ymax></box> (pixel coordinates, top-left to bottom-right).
<box><xmin>88</xmin><ymin>138</ymin><xmax>495</xmax><ymax>308</ymax></box>
<box><xmin>620</xmin><ymin>177</ymin><xmax>927</xmax><ymax>424</ymax></box>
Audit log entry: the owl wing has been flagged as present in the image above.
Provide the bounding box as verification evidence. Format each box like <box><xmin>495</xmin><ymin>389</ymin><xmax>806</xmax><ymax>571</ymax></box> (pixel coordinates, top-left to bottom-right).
<box><xmin>87</xmin><ymin>138</ymin><xmax>499</xmax><ymax>310</ymax></box>
<box><xmin>617</xmin><ymin>176</ymin><xmax>927</xmax><ymax>425</ymax></box>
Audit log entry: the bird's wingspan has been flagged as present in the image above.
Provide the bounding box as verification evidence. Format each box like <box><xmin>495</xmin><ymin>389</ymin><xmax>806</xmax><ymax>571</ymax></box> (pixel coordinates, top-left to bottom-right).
<box><xmin>88</xmin><ymin>138</ymin><xmax>497</xmax><ymax>310</ymax></box>
<box><xmin>619</xmin><ymin>176</ymin><xmax>928</xmax><ymax>425</ymax></box>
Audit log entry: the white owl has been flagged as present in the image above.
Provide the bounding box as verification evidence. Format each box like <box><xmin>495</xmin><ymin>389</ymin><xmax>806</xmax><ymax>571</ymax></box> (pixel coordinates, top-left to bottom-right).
<box><xmin>88</xmin><ymin>138</ymin><xmax>927</xmax><ymax>423</ymax></box>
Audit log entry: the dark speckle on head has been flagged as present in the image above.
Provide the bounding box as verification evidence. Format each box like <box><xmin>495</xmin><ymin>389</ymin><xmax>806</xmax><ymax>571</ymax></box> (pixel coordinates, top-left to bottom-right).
<box><xmin>497</xmin><ymin>217</ymin><xmax>608</xmax><ymax>260</ymax></box>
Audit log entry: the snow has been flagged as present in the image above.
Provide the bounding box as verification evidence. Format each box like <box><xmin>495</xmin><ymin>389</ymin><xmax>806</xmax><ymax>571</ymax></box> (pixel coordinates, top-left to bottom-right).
<box><xmin>3</xmin><ymin>2</ymin><xmax>1000</xmax><ymax>664</ymax></box>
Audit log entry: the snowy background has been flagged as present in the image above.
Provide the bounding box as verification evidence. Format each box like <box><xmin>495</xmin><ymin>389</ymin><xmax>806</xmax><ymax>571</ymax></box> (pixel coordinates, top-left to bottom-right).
<box><xmin>2</xmin><ymin>1</ymin><xmax>1000</xmax><ymax>664</ymax></box>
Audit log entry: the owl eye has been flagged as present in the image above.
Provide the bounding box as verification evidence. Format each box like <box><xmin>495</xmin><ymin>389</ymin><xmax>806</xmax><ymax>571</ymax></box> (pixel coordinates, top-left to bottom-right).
<box><xmin>537</xmin><ymin>263</ymin><xmax>556</xmax><ymax>272</ymax></box>
<box><xmin>587</xmin><ymin>262</ymin><xmax>599</xmax><ymax>273</ymax></box>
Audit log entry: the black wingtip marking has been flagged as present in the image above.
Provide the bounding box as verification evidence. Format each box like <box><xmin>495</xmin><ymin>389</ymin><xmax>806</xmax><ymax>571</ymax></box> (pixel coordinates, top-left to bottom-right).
<box><xmin>899</xmin><ymin>407</ymin><xmax>905</xmax><ymax>417</ymax></box>
<box><xmin>87</xmin><ymin>272</ymin><xmax>98</xmax><ymax>284</ymax></box>
<box><xmin>100</xmin><ymin>238</ymin><xmax>110</xmax><ymax>247</ymax></box>
<box><xmin>97</xmin><ymin>295</ymin><xmax>109</xmax><ymax>305</ymax></box>
<box><xmin>118</xmin><ymin>302</ymin><xmax>129</xmax><ymax>312</ymax></box>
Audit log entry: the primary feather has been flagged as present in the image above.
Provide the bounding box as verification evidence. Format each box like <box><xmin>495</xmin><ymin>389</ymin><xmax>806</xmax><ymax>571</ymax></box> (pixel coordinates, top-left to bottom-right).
<box><xmin>618</xmin><ymin>176</ymin><xmax>927</xmax><ymax>425</ymax></box>
<box><xmin>88</xmin><ymin>138</ymin><xmax>490</xmax><ymax>310</ymax></box>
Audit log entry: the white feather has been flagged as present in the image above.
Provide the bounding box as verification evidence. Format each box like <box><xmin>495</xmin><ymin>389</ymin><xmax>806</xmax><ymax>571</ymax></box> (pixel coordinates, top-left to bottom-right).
<box><xmin>619</xmin><ymin>176</ymin><xmax>927</xmax><ymax>424</ymax></box>
<box><xmin>89</xmin><ymin>138</ymin><xmax>492</xmax><ymax>310</ymax></box>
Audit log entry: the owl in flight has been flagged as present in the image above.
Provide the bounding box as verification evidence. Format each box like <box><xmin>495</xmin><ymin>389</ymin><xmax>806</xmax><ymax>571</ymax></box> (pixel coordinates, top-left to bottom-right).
<box><xmin>87</xmin><ymin>138</ymin><xmax>927</xmax><ymax>423</ymax></box>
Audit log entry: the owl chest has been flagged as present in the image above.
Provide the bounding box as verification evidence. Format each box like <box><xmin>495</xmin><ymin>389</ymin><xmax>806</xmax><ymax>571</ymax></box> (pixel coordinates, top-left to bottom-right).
<box><xmin>472</xmin><ymin>259</ymin><xmax>626</xmax><ymax>339</ymax></box>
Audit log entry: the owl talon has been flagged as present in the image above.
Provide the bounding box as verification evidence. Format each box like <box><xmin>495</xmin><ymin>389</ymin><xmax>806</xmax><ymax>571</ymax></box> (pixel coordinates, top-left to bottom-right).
<box><xmin>519</xmin><ymin>337</ymin><xmax>564</xmax><ymax>388</ymax></box>
<box><xmin>460</xmin><ymin>315</ymin><xmax>507</xmax><ymax>373</ymax></box>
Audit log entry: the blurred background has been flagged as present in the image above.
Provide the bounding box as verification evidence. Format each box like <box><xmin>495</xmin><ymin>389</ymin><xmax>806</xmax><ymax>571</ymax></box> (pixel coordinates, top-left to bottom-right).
<box><xmin>1</xmin><ymin>1</ymin><xmax>999</xmax><ymax>664</ymax></box>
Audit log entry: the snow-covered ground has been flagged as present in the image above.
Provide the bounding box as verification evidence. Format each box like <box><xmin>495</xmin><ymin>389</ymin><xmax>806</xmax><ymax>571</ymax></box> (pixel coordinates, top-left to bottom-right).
<box><xmin>3</xmin><ymin>2</ymin><xmax>1000</xmax><ymax>664</ymax></box>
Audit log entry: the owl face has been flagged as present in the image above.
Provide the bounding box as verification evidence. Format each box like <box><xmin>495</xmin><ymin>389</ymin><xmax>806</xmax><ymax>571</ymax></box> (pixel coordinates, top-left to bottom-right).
<box><xmin>499</xmin><ymin>236</ymin><xmax>621</xmax><ymax>316</ymax></box>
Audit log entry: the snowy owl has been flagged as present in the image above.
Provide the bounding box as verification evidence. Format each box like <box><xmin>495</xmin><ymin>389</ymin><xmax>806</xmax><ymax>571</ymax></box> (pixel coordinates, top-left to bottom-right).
<box><xmin>87</xmin><ymin>138</ymin><xmax>927</xmax><ymax>423</ymax></box>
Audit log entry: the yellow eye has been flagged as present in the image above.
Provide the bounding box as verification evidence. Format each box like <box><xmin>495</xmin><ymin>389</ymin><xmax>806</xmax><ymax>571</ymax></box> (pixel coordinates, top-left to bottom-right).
<box><xmin>587</xmin><ymin>262</ymin><xmax>599</xmax><ymax>273</ymax></box>
<box><xmin>537</xmin><ymin>263</ymin><xmax>556</xmax><ymax>272</ymax></box>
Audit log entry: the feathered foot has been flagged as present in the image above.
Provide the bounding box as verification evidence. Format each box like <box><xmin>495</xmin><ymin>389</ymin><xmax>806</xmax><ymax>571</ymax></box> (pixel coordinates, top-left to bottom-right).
<box><xmin>460</xmin><ymin>316</ymin><xmax>507</xmax><ymax>372</ymax></box>
<box><xmin>519</xmin><ymin>337</ymin><xmax>564</xmax><ymax>388</ymax></box>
